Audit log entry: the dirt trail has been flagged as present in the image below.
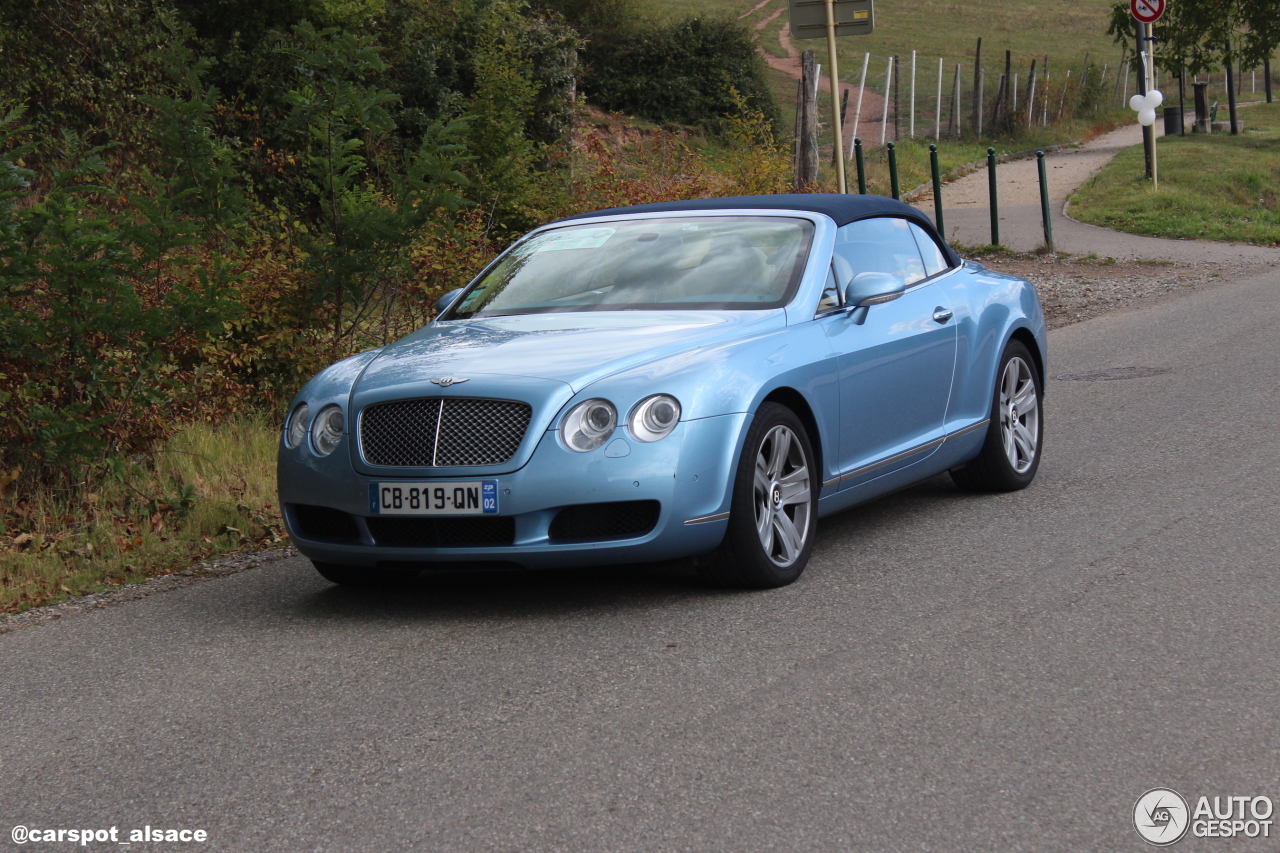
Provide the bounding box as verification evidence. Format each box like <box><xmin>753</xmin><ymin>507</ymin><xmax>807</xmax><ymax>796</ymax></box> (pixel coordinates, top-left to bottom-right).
<box><xmin>742</xmin><ymin>0</ymin><xmax>902</xmax><ymax>146</ymax></box>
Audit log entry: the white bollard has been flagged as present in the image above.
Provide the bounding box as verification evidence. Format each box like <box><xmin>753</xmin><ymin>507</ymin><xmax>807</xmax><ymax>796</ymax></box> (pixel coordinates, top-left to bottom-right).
<box><xmin>910</xmin><ymin>50</ymin><xmax>917</xmax><ymax>138</ymax></box>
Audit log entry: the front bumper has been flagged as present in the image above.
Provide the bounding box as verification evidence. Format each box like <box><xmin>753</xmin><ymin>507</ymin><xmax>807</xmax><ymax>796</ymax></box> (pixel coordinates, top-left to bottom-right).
<box><xmin>278</xmin><ymin>413</ymin><xmax>748</xmax><ymax>569</ymax></box>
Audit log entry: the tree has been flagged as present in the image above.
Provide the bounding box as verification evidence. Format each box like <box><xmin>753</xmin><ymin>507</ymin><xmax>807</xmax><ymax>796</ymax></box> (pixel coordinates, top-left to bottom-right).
<box><xmin>1107</xmin><ymin>0</ymin><xmax>1280</xmax><ymax>76</ymax></box>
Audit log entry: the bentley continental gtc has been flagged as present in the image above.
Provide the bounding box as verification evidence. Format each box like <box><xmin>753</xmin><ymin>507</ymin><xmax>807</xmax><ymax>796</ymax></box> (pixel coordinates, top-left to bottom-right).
<box><xmin>278</xmin><ymin>194</ymin><xmax>1047</xmax><ymax>588</ymax></box>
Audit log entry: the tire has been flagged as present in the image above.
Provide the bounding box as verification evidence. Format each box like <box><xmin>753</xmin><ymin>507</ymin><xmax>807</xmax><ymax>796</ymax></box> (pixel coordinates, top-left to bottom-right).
<box><xmin>697</xmin><ymin>402</ymin><xmax>819</xmax><ymax>588</ymax></box>
<box><xmin>951</xmin><ymin>340</ymin><xmax>1043</xmax><ymax>492</ymax></box>
<box><xmin>312</xmin><ymin>560</ymin><xmax>416</xmax><ymax>587</ymax></box>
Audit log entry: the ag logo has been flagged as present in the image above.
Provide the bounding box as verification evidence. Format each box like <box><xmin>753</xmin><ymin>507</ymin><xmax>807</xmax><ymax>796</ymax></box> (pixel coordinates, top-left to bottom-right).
<box><xmin>430</xmin><ymin>377</ymin><xmax>469</xmax><ymax>387</ymax></box>
<box><xmin>1134</xmin><ymin>788</ymin><xmax>1190</xmax><ymax>845</ymax></box>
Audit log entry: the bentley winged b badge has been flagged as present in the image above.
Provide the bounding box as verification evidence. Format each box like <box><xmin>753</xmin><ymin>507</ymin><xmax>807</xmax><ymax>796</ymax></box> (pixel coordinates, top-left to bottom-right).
<box><xmin>430</xmin><ymin>377</ymin><xmax>469</xmax><ymax>387</ymax></box>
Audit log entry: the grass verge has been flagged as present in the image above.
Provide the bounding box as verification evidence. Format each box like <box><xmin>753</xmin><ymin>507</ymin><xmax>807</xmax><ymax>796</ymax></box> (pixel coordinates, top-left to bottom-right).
<box><xmin>1067</xmin><ymin>102</ymin><xmax>1280</xmax><ymax>246</ymax></box>
<box><xmin>1</xmin><ymin>417</ymin><xmax>283</xmax><ymax>612</ymax></box>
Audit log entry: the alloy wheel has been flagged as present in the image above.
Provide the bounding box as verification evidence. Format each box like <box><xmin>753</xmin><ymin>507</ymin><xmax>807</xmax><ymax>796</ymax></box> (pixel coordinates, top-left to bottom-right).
<box><xmin>752</xmin><ymin>424</ymin><xmax>812</xmax><ymax>567</ymax></box>
<box><xmin>999</xmin><ymin>356</ymin><xmax>1040</xmax><ymax>474</ymax></box>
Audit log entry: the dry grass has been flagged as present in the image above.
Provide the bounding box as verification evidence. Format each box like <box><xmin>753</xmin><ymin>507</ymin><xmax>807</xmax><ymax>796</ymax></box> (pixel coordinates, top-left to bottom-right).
<box><xmin>1</xmin><ymin>416</ymin><xmax>283</xmax><ymax>612</ymax></box>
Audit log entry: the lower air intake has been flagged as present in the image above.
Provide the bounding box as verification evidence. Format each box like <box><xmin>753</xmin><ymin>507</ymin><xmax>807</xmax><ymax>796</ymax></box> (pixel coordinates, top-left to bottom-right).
<box><xmin>548</xmin><ymin>500</ymin><xmax>661</xmax><ymax>542</ymax></box>
<box><xmin>290</xmin><ymin>504</ymin><xmax>360</xmax><ymax>542</ymax></box>
<box><xmin>367</xmin><ymin>516</ymin><xmax>516</xmax><ymax>548</ymax></box>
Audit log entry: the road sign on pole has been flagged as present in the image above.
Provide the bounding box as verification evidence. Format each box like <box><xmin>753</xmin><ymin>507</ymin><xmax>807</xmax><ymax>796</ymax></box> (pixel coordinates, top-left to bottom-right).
<box><xmin>1131</xmin><ymin>0</ymin><xmax>1164</xmax><ymax>25</ymax></box>
<box><xmin>788</xmin><ymin>0</ymin><xmax>873</xmax><ymax>39</ymax></box>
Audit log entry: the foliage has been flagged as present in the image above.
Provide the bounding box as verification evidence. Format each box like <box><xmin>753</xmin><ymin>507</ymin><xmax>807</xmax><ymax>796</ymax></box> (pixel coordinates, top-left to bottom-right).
<box><xmin>0</xmin><ymin>116</ymin><xmax>241</xmax><ymax>483</ymax></box>
<box><xmin>1106</xmin><ymin>0</ymin><xmax>1280</xmax><ymax>75</ymax></box>
<box><xmin>583</xmin><ymin>15</ymin><xmax>779</xmax><ymax>132</ymax></box>
<box><xmin>280</xmin><ymin>21</ymin><xmax>471</xmax><ymax>352</ymax></box>
<box><xmin>715</xmin><ymin>89</ymin><xmax>793</xmax><ymax>196</ymax></box>
<box><xmin>0</xmin><ymin>0</ymin><xmax>173</xmax><ymax>160</ymax></box>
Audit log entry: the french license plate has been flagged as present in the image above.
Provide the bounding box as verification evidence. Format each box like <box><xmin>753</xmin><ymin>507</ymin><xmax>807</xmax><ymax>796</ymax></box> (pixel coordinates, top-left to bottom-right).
<box><xmin>369</xmin><ymin>481</ymin><xmax>498</xmax><ymax>515</ymax></box>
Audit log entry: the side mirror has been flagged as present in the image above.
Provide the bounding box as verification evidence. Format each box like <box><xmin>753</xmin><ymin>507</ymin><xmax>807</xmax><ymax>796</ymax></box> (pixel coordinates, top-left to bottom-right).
<box><xmin>844</xmin><ymin>272</ymin><xmax>906</xmax><ymax>325</ymax></box>
<box><xmin>434</xmin><ymin>287</ymin><xmax>465</xmax><ymax>317</ymax></box>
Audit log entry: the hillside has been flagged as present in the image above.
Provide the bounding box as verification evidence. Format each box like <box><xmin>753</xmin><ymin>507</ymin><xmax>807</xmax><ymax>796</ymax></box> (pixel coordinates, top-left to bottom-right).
<box><xmin>645</xmin><ymin>0</ymin><xmax>1125</xmax><ymax>71</ymax></box>
<box><xmin>644</xmin><ymin>0</ymin><xmax>1128</xmax><ymax>137</ymax></box>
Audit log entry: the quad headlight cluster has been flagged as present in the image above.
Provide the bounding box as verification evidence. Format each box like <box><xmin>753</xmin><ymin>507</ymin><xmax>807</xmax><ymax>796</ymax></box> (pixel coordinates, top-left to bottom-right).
<box><xmin>284</xmin><ymin>402</ymin><xmax>345</xmax><ymax>457</ymax></box>
<box><xmin>561</xmin><ymin>394</ymin><xmax>681</xmax><ymax>452</ymax></box>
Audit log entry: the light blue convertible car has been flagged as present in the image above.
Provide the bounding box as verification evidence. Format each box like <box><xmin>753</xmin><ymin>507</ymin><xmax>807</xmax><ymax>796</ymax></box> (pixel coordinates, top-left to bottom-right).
<box><xmin>278</xmin><ymin>194</ymin><xmax>1046</xmax><ymax>588</ymax></box>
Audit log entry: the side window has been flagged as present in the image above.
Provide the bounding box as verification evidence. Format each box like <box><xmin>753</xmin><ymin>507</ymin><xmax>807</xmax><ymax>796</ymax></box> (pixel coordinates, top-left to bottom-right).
<box><xmin>909</xmin><ymin>222</ymin><xmax>951</xmax><ymax>278</ymax></box>
<box><xmin>816</xmin><ymin>264</ymin><xmax>842</xmax><ymax>314</ymax></box>
<box><xmin>832</xmin><ymin>217</ymin><xmax>928</xmax><ymax>286</ymax></box>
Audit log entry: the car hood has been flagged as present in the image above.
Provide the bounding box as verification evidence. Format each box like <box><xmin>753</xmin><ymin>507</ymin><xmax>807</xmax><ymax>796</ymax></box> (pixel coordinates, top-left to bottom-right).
<box><xmin>354</xmin><ymin>310</ymin><xmax>788</xmax><ymax>395</ymax></box>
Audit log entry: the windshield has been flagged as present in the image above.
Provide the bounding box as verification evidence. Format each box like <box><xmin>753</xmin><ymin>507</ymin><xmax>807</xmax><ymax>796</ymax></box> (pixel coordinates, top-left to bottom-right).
<box><xmin>448</xmin><ymin>216</ymin><xmax>815</xmax><ymax>318</ymax></box>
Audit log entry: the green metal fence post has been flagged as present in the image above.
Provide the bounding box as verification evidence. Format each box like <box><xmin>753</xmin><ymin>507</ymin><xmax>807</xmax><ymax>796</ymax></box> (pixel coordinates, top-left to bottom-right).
<box><xmin>987</xmin><ymin>146</ymin><xmax>999</xmax><ymax>246</ymax></box>
<box><xmin>854</xmin><ymin>138</ymin><xmax>867</xmax><ymax>194</ymax></box>
<box><xmin>1036</xmin><ymin>150</ymin><xmax>1054</xmax><ymax>253</ymax></box>
<box><xmin>930</xmin><ymin>144</ymin><xmax>945</xmax><ymax>239</ymax></box>
<box><xmin>888</xmin><ymin>142</ymin><xmax>900</xmax><ymax>200</ymax></box>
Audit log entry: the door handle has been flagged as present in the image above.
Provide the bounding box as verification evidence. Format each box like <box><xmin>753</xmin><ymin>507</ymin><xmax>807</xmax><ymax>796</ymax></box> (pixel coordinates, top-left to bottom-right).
<box><xmin>932</xmin><ymin>308</ymin><xmax>953</xmax><ymax>324</ymax></box>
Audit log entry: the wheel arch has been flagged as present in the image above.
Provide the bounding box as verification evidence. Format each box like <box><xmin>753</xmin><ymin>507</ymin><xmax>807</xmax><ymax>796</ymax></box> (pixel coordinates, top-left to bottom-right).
<box><xmin>760</xmin><ymin>386</ymin><xmax>824</xmax><ymax>481</ymax></box>
<box><xmin>1008</xmin><ymin>326</ymin><xmax>1045</xmax><ymax>391</ymax></box>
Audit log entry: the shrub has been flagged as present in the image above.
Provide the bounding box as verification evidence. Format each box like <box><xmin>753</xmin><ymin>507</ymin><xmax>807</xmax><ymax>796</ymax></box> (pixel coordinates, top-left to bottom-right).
<box><xmin>583</xmin><ymin>16</ymin><xmax>779</xmax><ymax>132</ymax></box>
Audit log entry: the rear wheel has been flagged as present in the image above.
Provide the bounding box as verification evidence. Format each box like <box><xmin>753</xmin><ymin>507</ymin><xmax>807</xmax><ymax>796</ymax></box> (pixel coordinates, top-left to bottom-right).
<box><xmin>312</xmin><ymin>561</ymin><xmax>416</xmax><ymax>587</ymax></box>
<box><xmin>698</xmin><ymin>403</ymin><xmax>818</xmax><ymax>588</ymax></box>
<box><xmin>951</xmin><ymin>340</ymin><xmax>1043</xmax><ymax>492</ymax></box>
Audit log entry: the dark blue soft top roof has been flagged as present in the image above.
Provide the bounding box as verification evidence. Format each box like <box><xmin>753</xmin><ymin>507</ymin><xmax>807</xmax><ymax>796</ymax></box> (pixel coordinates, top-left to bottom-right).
<box><xmin>558</xmin><ymin>193</ymin><xmax>960</xmax><ymax>266</ymax></box>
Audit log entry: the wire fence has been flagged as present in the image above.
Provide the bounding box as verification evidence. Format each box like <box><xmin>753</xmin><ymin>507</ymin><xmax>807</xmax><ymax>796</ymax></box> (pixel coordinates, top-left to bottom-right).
<box><xmin>803</xmin><ymin>44</ymin><xmax>1279</xmax><ymax>161</ymax></box>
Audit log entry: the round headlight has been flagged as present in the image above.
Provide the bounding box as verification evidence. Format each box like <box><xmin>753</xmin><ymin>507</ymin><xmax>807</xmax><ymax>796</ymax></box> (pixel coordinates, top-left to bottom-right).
<box><xmin>630</xmin><ymin>394</ymin><xmax>681</xmax><ymax>442</ymax></box>
<box><xmin>310</xmin><ymin>405</ymin><xmax>345</xmax><ymax>457</ymax></box>
<box><xmin>561</xmin><ymin>399</ymin><xmax>616</xmax><ymax>452</ymax></box>
<box><xmin>285</xmin><ymin>403</ymin><xmax>310</xmax><ymax>448</ymax></box>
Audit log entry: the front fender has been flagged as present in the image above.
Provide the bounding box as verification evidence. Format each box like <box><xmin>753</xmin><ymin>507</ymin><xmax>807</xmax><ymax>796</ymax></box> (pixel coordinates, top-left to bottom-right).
<box><xmin>570</xmin><ymin>320</ymin><xmax>841</xmax><ymax>485</ymax></box>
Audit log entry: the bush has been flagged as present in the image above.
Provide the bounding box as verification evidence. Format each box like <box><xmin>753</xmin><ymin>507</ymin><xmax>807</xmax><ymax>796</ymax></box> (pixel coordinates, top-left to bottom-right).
<box><xmin>584</xmin><ymin>16</ymin><xmax>779</xmax><ymax>132</ymax></box>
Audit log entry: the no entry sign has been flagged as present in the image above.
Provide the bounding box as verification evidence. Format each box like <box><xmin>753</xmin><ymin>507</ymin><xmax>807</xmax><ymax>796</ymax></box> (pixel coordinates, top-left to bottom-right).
<box><xmin>1131</xmin><ymin>0</ymin><xmax>1164</xmax><ymax>24</ymax></box>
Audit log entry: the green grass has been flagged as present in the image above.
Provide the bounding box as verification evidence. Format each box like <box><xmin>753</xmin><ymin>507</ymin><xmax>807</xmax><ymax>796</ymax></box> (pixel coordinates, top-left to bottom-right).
<box><xmin>1</xmin><ymin>417</ymin><xmax>283</xmax><ymax>612</ymax></box>
<box><xmin>1069</xmin><ymin>102</ymin><xmax>1280</xmax><ymax>246</ymax></box>
<box><xmin>647</xmin><ymin>0</ymin><xmax>1131</xmax><ymax>82</ymax></box>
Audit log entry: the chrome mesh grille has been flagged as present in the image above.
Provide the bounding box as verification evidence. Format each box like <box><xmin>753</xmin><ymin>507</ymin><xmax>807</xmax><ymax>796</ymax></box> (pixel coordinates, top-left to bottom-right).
<box><xmin>360</xmin><ymin>397</ymin><xmax>531</xmax><ymax>467</ymax></box>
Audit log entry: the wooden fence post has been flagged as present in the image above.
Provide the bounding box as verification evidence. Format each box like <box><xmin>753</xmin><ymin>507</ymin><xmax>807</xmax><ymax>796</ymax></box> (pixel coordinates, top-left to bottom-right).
<box><xmin>795</xmin><ymin>50</ymin><xmax>819</xmax><ymax>188</ymax></box>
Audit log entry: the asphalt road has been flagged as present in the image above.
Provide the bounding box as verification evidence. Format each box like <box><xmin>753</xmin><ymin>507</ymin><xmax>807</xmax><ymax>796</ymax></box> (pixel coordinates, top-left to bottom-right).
<box><xmin>3</xmin><ymin>268</ymin><xmax>1280</xmax><ymax>852</ymax></box>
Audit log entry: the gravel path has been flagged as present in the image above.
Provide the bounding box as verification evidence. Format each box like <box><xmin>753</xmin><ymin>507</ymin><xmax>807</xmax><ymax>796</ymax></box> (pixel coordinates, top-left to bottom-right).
<box><xmin>913</xmin><ymin>122</ymin><xmax>1280</xmax><ymax>263</ymax></box>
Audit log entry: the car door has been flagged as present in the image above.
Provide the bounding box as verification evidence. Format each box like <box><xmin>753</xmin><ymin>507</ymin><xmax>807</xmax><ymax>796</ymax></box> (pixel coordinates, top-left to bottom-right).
<box><xmin>817</xmin><ymin>216</ymin><xmax>958</xmax><ymax>489</ymax></box>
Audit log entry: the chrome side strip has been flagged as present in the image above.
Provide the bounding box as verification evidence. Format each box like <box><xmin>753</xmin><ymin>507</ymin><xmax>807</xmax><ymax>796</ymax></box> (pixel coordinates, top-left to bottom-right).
<box><xmin>820</xmin><ymin>419</ymin><xmax>991</xmax><ymax>489</ymax></box>
<box><xmin>684</xmin><ymin>511</ymin><xmax>731</xmax><ymax>526</ymax></box>
<box><xmin>945</xmin><ymin>418</ymin><xmax>991</xmax><ymax>441</ymax></box>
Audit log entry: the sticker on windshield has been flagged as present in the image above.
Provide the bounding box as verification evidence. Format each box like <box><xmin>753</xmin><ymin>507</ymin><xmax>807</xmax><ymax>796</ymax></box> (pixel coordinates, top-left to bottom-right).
<box><xmin>515</xmin><ymin>227</ymin><xmax>615</xmax><ymax>255</ymax></box>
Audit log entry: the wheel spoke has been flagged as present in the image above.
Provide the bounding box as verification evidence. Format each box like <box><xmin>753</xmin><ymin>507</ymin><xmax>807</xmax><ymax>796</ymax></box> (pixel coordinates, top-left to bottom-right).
<box><xmin>756</xmin><ymin>502</ymin><xmax>773</xmax><ymax>552</ymax></box>
<box><xmin>1002</xmin><ymin>362</ymin><xmax>1019</xmax><ymax>401</ymax></box>
<box><xmin>773</xmin><ymin>511</ymin><xmax>803</xmax><ymax>562</ymax></box>
<box><xmin>1002</xmin><ymin>420</ymin><xmax>1017</xmax><ymax>461</ymax></box>
<box><xmin>767</xmin><ymin>427</ymin><xmax>791</xmax><ymax>478</ymax></box>
<box><xmin>1013</xmin><ymin>422</ymin><xmax>1036</xmax><ymax>460</ymax></box>
<box><xmin>754</xmin><ymin>457</ymin><xmax>771</xmax><ymax>496</ymax></box>
<box><xmin>1012</xmin><ymin>381</ymin><xmax>1037</xmax><ymax>412</ymax></box>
